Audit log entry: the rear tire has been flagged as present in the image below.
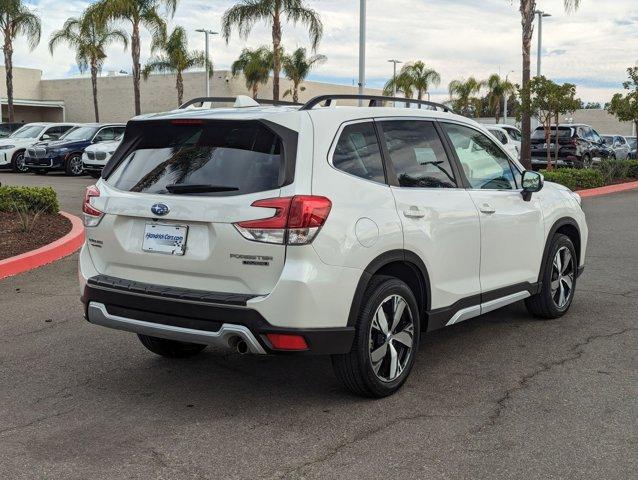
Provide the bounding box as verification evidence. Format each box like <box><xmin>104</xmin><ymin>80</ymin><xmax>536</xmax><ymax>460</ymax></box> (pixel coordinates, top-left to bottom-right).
<box><xmin>137</xmin><ymin>334</ymin><xmax>207</xmax><ymax>358</ymax></box>
<box><xmin>525</xmin><ymin>234</ymin><xmax>577</xmax><ymax>319</ymax></box>
<box><xmin>10</xmin><ymin>150</ymin><xmax>28</xmax><ymax>173</ymax></box>
<box><xmin>332</xmin><ymin>276</ymin><xmax>420</xmax><ymax>398</ymax></box>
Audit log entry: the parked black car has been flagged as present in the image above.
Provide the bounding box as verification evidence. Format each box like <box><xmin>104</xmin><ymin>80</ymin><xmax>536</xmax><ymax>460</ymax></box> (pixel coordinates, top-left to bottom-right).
<box><xmin>0</xmin><ymin>122</ymin><xmax>24</xmax><ymax>138</ymax></box>
<box><xmin>531</xmin><ymin>124</ymin><xmax>615</xmax><ymax>169</ymax></box>
<box><xmin>627</xmin><ymin>136</ymin><xmax>637</xmax><ymax>159</ymax></box>
<box><xmin>24</xmin><ymin>124</ymin><xmax>125</xmax><ymax>176</ymax></box>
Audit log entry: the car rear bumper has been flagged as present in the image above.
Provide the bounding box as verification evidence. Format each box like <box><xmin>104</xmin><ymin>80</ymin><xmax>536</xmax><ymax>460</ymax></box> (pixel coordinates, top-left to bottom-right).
<box><xmin>80</xmin><ymin>272</ymin><xmax>355</xmax><ymax>355</ymax></box>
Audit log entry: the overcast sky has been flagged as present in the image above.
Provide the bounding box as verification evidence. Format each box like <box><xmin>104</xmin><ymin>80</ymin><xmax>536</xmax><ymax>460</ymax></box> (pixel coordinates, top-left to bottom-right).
<box><xmin>17</xmin><ymin>0</ymin><xmax>638</xmax><ymax>103</ymax></box>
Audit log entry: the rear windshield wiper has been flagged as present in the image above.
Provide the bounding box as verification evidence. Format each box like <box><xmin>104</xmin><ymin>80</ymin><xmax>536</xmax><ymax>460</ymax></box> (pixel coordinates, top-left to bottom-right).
<box><xmin>165</xmin><ymin>184</ymin><xmax>239</xmax><ymax>194</ymax></box>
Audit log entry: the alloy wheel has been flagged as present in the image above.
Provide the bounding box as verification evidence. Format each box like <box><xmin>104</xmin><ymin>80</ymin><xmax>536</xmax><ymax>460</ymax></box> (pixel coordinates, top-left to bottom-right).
<box><xmin>551</xmin><ymin>246</ymin><xmax>575</xmax><ymax>309</ymax></box>
<box><xmin>368</xmin><ymin>294</ymin><xmax>415</xmax><ymax>382</ymax></box>
<box><xmin>15</xmin><ymin>153</ymin><xmax>27</xmax><ymax>172</ymax></box>
<box><xmin>69</xmin><ymin>156</ymin><xmax>83</xmax><ymax>175</ymax></box>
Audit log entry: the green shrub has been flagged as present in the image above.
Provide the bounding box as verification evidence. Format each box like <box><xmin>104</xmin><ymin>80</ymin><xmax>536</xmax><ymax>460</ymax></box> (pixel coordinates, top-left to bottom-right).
<box><xmin>625</xmin><ymin>159</ymin><xmax>638</xmax><ymax>179</ymax></box>
<box><xmin>0</xmin><ymin>185</ymin><xmax>59</xmax><ymax>214</ymax></box>
<box><xmin>596</xmin><ymin>159</ymin><xmax>631</xmax><ymax>183</ymax></box>
<box><xmin>540</xmin><ymin>168</ymin><xmax>605</xmax><ymax>191</ymax></box>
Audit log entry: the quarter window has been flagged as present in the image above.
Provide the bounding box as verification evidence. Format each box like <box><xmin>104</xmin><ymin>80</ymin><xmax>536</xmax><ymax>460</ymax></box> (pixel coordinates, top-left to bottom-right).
<box><xmin>442</xmin><ymin>123</ymin><xmax>518</xmax><ymax>190</ymax></box>
<box><xmin>380</xmin><ymin>120</ymin><xmax>457</xmax><ymax>188</ymax></box>
<box><xmin>332</xmin><ymin>122</ymin><xmax>385</xmax><ymax>183</ymax></box>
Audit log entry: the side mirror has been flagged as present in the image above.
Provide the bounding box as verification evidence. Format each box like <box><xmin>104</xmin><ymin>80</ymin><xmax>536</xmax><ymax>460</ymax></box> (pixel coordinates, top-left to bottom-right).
<box><xmin>521</xmin><ymin>170</ymin><xmax>543</xmax><ymax>201</ymax></box>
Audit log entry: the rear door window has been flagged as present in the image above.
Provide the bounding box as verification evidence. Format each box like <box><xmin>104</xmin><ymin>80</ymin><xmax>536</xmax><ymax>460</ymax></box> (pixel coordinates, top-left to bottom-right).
<box><xmin>380</xmin><ymin>120</ymin><xmax>457</xmax><ymax>188</ymax></box>
<box><xmin>331</xmin><ymin>122</ymin><xmax>386</xmax><ymax>183</ymax></box>
<box><xmin>107</xmin><ymin>121</ymin><xmax>286</xmax><ymax>196</ymax></box>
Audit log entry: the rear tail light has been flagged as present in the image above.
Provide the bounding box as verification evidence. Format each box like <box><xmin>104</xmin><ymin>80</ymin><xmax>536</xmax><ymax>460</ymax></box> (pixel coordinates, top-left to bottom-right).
<box><xmin>266</xmin><ymin>333</ymin><xmax>309</xmax><ymax>351</ymax></box>
<box><xmin>82</xmin><ymin>184</ymin><xmax>104</xmax><ymax>227</ymax></box>
<box><xmin>234</xmin><ymin>195</ymin><xmax>332</xmax><ymax>245</ymax></box>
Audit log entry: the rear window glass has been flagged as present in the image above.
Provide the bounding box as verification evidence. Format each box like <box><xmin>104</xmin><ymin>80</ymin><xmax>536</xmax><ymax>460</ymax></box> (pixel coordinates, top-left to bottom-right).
<box><xmin>107</xmin><ymin>121</ymin><xmax>284</xmax><ymax>196</ymax></box>
<box><xmin>531</xmin><ymin>127</ymin><xmax>573</xmax><ymax>139</ymax></box>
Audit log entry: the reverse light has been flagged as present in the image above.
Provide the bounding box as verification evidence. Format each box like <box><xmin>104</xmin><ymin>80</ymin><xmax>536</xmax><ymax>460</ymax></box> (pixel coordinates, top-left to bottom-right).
<box><xmin>234</xmin><ymin>196</ymin><xmax>332</xmax><ymax>245</ymax></box>
<box><xmin>82</xmin><ymin>184</ymin><xmax>104</xmax><ymax>227</ymax></box>
<box><xmin>266</xmin><ymin>333</ymin><xmax>309</xmax><ymax>351</ymax></box>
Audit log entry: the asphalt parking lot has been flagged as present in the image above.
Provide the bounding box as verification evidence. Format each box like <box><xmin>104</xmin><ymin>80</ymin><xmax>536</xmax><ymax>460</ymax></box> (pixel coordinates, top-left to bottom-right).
<box><xmin>1</xmin><ymin>172</ymin><xmax>637</xmax><ymax>479</ymax></box>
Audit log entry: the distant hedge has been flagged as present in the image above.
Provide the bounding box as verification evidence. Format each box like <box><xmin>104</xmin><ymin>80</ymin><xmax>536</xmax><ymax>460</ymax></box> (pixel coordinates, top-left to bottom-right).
<box><xmin>540</xmin><ymin>168</ymin><xmax>605</xmax><ymax>191</ymax></box>
<box><xmin>0</xmin><ymin>186</ymin><xmax>59</xmax><ymax>214</ymax></box>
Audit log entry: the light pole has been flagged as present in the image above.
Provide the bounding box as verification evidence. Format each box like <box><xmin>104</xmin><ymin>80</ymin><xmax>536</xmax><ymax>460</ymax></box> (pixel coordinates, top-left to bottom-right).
<box><xmin>358</xmin><ymin>0</ymin><xmax>366</xmax><ymax>105</ymax></box>
<box><xmin>535</xmin><ymin>10</ymin><xmax>551</xmax><ymax>78</ymax></box>
<box><xmin>195</xmin><ymin>28</ymin><xmax>218</xmax><ymax>97</ymax></box>
<box><xmin>388</xmin><ymin>59</ymin><xmax>402</xmax><ymax>106</ymax></box>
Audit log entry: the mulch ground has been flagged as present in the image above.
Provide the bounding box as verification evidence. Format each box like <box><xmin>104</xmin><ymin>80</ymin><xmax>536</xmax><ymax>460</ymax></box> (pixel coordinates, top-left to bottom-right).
<box><xmin>0</xmin><ymin>212</ymin><xmax>72</xmax><ymax>261</ymax></box>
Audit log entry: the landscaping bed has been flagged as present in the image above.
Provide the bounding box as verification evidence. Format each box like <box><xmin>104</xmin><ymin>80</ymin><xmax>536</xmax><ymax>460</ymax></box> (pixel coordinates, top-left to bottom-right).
<box><xmin>540</xmin><ymin>159</ymin><xmax>638</xmax><ymax>191</ymax></box>
<box><xmin>0</xmin><ymin>212</ymin><xmax>72</xmax><ymax>260</ymax></box>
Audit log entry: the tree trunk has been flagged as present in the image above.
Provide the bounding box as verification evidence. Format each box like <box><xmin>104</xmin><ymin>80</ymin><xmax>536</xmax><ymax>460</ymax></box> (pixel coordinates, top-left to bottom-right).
<box><xmin>91</xmin><ymin>61</ymin><xmax>99</xmax><ymax>122</ymax></box>
<box><xmin>545</xmin><ymin>123</ymin><xmax>552</xmax><ymax>171</ymax></box>
<box><xmin>495</xmin><ymin>100</ymin><xmax>501</xmax><ymax>124</ymax></box>
<box><xmin>176</xmin><ymin>71</ymin><xmax>184</xmax><ymax>107</ymax></box>
<box><xmin>271</xmin><ymin>10</ymin><xmax>282</xmax><ymax>101</ymax></box>
<box><xmin>252</xmin><ymin>84</ymin><xmax>258</xmax><ymax>99</ymax></box>
<box><xmin>520</xmin><ymin>0</ymin><xmax>537</xmax><ymax>170</ymax></box>
<box><xmin>131</xmin><ymin>21</ymin><xmax>141</xmax><ymax>116</ymax></box>
<box><xmin>292</xmin><ymin>80</ymin><xmax>299</xmax><ymax>103</ymax></box>
<box><xmin>554</xmin><ymin>111</ymin><xmax>560</xmax><ymax>168</ymax></box>
<box><xmin>3</xmin><ymin>33</ymin><xmax>14</xmax><ymax>122</ymax></box>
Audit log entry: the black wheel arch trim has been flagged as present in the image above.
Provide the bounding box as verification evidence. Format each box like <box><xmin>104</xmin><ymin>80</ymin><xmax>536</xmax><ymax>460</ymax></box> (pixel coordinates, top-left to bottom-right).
<box><xmin>539</xmin><ymin>217</ymin><xmax>582</xmax><ymax>283</ymax></box>
<box><xmin>347</xmin><ymin>249</ymin><xmax>432</xmax><ymax>328</ymax></box>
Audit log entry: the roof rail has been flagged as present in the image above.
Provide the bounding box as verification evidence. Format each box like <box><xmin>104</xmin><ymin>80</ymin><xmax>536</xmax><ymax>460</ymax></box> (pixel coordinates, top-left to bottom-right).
<box><xmin>179</xmin><ymin>96</ymin><xmax>303</xmax><ymax>109</ymax></box>
<box><xmin>300</xmin><ymin>94</ymin><xmax>451</xmax><ymax>112</ymax></box>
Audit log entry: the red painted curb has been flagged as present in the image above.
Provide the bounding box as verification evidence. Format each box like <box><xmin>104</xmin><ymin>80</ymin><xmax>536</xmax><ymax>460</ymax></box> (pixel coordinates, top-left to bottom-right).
<box><xmin>577</xmin><ymin>180</ymin><xmax>638</xmax><ymax>198</ymax></box>
<box><xmin>0</xmin><ymin>211</ymin><xmax>85</xmax><ymax>280</ymax></box>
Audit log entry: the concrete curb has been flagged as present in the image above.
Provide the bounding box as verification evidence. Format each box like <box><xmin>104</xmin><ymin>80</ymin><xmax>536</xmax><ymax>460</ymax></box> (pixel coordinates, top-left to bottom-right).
<box><xmin>577</xmin><ymin>180</ymin><xmax>638</xmax><ymax>198</ymax></box>
<box><xmin>0</xmin><ymin>211</ymin><xmax>84</xmax><ymax>280</ymax></box>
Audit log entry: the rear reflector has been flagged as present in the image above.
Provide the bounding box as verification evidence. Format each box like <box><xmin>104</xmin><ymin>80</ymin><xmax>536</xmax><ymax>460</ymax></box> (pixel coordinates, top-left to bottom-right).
<box><xmin>266</xmin><ymin>333</ymin><xmax>309</xmax><ymax>351</ymax></box>
<box><xmin>234</xmin><ymin>196</ymin><xmax>332</xmax><ymax>245</ymax></box>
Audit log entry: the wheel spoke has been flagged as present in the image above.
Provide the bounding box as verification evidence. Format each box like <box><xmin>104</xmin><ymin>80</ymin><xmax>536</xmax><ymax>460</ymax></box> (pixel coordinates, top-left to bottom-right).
<box><xmin>372</xmin><ymin>309</ymin><xmax>389</xmax><ymax>335</ymax></box>
<box><xmin>391</xmin><ymin>297</ymin><xmax>407</xmax><ymax>333</ymax></box>
<box><xmin>370</xmin><ymin>343</ymin><xmax>388</xmax><ymax>364</ymax></box>
<box><xmin>551</xmin><ymin>279</ymin><xmax>560</xmax><ymax>293</ymax></box>
<box><xmin>388</xmin><ymin>343</ymin><xmax>398</xmax><ymax>380</ymax></box>
<box><xmin>561</xmin><ymin>250</ymin><xmax>572</xmax><ymax>275</ymax></box>
<box><xmin>393</xmin><ymin>325</ymin><xmax>413</xmax><ymax>349</ymax></box>
<box><xmin>553</xmin><ymin>252</ymin><xmax>562</xmax><ymax>273</ymax></box>
<box><xmin>558</xmin><ymin>282</ymin><xmax>566</xmax><ymax>307</ymax></box>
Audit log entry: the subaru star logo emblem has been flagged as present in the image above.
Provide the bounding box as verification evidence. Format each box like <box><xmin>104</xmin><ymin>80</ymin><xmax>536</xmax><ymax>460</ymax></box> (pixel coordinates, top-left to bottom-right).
<box><xmin>151</xmin><ymin>203</ymin><xmax>170</xmax><ymax>216</ymax></box>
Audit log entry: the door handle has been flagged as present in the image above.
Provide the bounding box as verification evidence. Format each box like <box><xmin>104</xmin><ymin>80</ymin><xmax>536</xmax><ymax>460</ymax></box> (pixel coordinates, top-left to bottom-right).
<box><xmin>479</xmin><ymin>203</ymin><xmax>496</xmax><ymax>214</ymax></box>
<box><xmin>403</xmin><ymin>206</ymin><xmax>426</xmax><ymax>218</ymax></box>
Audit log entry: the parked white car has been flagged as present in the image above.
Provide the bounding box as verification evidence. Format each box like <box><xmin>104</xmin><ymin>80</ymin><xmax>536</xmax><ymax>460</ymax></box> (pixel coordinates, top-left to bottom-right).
<box><xmin>494</xmin><ymin>123</ymin><xmax>523</xmax><ymax>147</ymax></box>
<box><xmin>0</xmin><ymin>122</ymin><xmax>78</xmax><ymax>172</ymax></box>
<box><xmin>486</xmin><ymin>125</ymin><xmax>520</xmax><ymax>159</ymax></box>
<box><xmin>79</xmin><ymin>95</ymin><xmax>588</xmax><ymax>397</ymax></box>
<box><xmin>82</xmin><ymin>136</ymin><xmax>123</xmax><ymax>178</ymax></box>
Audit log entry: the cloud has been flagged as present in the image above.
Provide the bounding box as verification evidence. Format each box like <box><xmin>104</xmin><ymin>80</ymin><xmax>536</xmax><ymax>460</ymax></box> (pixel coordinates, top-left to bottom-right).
<box><xmin>11</xmin><ymin>0</ymin><xmax>638</xmax><ymax>103</ymax></box>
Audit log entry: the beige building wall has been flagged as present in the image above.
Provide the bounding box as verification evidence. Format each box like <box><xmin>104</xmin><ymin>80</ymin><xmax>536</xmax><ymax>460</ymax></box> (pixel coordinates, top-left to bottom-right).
<box><xmin>39</xmin><ymin>70</ymin><xmax>382</xmax><ymax>123</ymax></box>
<box><xmin>0</xmin><ymin>66</ymin><xmax>43</xmax><ymax>100</ymax></box>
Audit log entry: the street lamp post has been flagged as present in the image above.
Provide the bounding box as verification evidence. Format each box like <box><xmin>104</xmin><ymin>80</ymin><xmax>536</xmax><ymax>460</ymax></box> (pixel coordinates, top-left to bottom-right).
<box><xmin>388</xmin><ymin>59</ymin><xmax>402</xmax><ymax>106</ymax></box>
<box><xmin>358</xmin><ymin>0</ymin><xmax>366</xmax><ymax>105</ymax></box>
<box><xmin>195</xmin><ymin>28</ymin><xmax>218</xmax><ymax>97</ymax></box>
<box><xmin>535</xmin><ymin>10</ymin><xmax>551</xmax><ymax>78</ymax></box>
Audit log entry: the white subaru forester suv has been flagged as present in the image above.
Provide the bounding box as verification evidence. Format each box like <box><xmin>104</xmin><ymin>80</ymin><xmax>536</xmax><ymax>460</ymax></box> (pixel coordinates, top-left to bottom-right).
<box><xmin>79</xmin><ymin>95</ymin><xmax>587</xmax><ymax>398</ymax></box>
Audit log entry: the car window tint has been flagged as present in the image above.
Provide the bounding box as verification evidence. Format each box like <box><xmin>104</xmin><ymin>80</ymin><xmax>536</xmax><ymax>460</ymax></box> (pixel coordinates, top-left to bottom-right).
<box><xmin>490</xmin><ymin>129</ymin><xmax>507</xmax><ymax>145</ymax></box>
<box><xmin>507</xmin><ymin>128</ymin><xmax>522</xmax><ymax>141</ymax></box>
<box><xmin>332</xmin><ymin>122</ymin><xmax>385</xmax><ymax>183</ymax></box>
<box><xmin>443</xmin><ymin>123</ymin><xmax>517</xmax><ymax>190</ymax></box>
<box><xmin>380</xmin><ymin>120</ymin><xmax>456</xmax><ymax>189</ymax></box>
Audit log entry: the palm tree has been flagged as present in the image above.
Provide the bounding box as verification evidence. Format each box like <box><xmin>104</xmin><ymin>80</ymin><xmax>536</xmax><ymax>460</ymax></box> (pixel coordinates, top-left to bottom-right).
<box><xmin>222</xmin><ymin>0</ymin><xmax>322</xmax><ymax>102</ymax></box>
<box><xmin>384</xmin><ymin>61</ymin><xmax>440</xmax><ymax>108</ymax></box>
<box><xmin>519</xmin><ymin>0</ymin><xmax>581</xmax><ymax>168</ymax></box>
<box><xmin>282</xmin><ymin>47</ymin><xmax>325</xmax><ymax>103</ymax></box>
<box><xmin>0</xmin><ymin>0</ymin><xmax>41</xmax><ymax>122</ymax></box>
<box><xmin>89</xmin><ymin>0</ymin><xmax>177</xmax><ymax>116</ymax></box>
<box><xmin>231</xmin><ymin>47</ymin><xmax>273</xmax><ymax>99</ymax></box>
<box><xmin>448</xmin><ymin>77</ymin><xmax>483</xmax><ymax>116</ymax></box>
<box><xmin>49</xmin><ymin>13</ymin><xmax>127</xmax><ymax>122</ymax></box>
<box><xmin>142</xmin><ymin>26</ymin><xmax>209</xmax><ymax>107</ymax></box>
<box><xmin>485</xmin><ymin>73</ymin><xmax>515</xmax><ymax>123</ymax></box>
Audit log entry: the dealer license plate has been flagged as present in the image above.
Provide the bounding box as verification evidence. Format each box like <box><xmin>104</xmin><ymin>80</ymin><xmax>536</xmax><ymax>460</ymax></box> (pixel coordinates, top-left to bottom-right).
<box><xmin>142</xmin><ymin>223</ymin><xmax>188</xmax><ymax>255</ymax></box>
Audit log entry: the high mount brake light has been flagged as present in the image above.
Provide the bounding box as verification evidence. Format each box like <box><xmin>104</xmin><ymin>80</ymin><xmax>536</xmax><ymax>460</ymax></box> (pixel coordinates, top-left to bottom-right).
<box><xmin>234</xmin><ymin>196</ymin><xmax>332</xmax><ymax>245</ymax></box>
<box><xmin>82</xmin><ymin>184</ymin><xmax>104</xmax><ymax>227</ymax></box>
<box><xmin>170</xmin><ymin>119</ymin><xmax>205</xmax><ymax>125</ymax></box>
